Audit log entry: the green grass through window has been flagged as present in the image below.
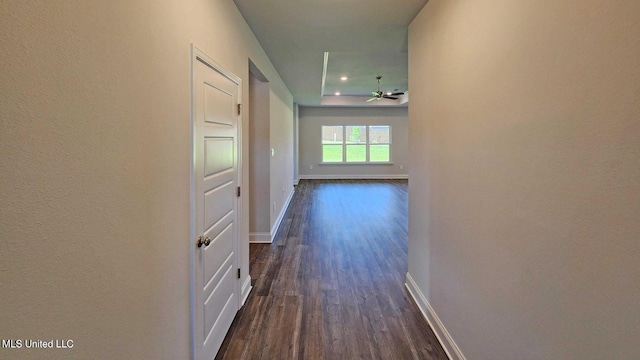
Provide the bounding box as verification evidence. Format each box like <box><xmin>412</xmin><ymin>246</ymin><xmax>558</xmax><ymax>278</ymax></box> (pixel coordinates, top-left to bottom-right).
<box><xmin>370</xmin><ymin>145</ymin><xmax>389</xmax><ymax>162</ymax></box>
<box><xmin>346</xmin><ymin>145</ymin><xmax>366</xmax><ymax>162</ymax></box>
<box><xmin>322</xmin><ymin>145</ymin><xmax>342</xmax><ymax>162</ymax></box>
<box><xmin>322</xmin><ymin>145</ymin><xmax>389</xmax><ymax>162</ymax></box>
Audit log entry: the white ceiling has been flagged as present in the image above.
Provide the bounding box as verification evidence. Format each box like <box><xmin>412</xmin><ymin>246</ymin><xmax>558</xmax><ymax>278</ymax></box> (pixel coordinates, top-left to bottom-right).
<box><xmin>233</xmin><ymin>0</ymin><xmax>427</xmax><ymax>106</ymax></box>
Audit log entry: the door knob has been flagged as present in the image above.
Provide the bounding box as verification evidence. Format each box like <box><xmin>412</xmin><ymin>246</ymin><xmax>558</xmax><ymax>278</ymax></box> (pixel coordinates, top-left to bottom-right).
<box><xmin>197</xmin><ymin>236</ymin><xmax>212</xmax><ymax>248</ymax></box>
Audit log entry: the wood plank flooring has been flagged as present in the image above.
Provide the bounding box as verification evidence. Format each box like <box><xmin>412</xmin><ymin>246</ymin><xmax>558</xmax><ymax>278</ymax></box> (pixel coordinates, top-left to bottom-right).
<box><xmin>216</xmin><ymin>179</ymin><xmax>448</xmax><ymax>360</ymax></box>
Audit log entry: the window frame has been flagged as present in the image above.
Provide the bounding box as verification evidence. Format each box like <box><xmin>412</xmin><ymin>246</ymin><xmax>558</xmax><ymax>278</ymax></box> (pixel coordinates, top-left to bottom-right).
<box><xmin>345</xmin><ymin>125</ymin><xmax>368</xmax><ymax>163</ymax></box>
<box><xmin>321</xmin><ymin>125</ymin><xmax>344</xmax><ymax>163</ymax></box>
<box><xmin>367</xmin><ymin>125</ymin><xmax>392</xmax><ymax>163</ymax></box>
<box><xmin>320</xmin><ymin>125</ymin><xmax>392</xmax><ymax>164</ymax></box>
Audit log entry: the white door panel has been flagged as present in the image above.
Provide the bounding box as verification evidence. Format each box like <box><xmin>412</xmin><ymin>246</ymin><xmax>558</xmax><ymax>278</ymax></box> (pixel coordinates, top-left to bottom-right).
<box><xmin>204</xmin><ymin>83</ymin><xmax>234</xmax><ymax>127</ymax></box>
<box><xmin>203</xmin><ymin>223</ymin><xmax>234</xmax><ymax>289</ymax></box>
<box><xmin>204</xmin><ymin>137</ymin><xmax>234</xmax><ymax>177</ymax></box>
<box><xmin>204</xmin><ymin>260</ymin><xmax>234</xmax><ymax>332</ymax></box>
<box><xmin>204</xmin><ymin>181</ymin><xmax>234</xmax><ymax>231</ymax></box>
<box><xmin>202</xmin><ymin>292</ymin><xmax>236</xmax><ymax>358</ymax></box>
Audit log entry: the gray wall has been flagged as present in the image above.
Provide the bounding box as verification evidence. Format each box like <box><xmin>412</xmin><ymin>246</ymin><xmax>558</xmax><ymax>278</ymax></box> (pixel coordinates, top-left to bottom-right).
<box><xmin>269</xmin><ymin>88</ymin><xmax>295</xmax><ymax>230</ymax></box>
<box><xmin>0</xmin><ymin>1</ymin><xmax>293</xmax><ymax>359</ymax></box>
<box><xmin>293</xmin><ymin>103</ymin><xmax>299</xmax><ymax>184</ymax></box>
<box><xmin>249</xmin><ymin>73</ymin><xmax>271</xmax><ymax>234</ymax></box>
<box><xmin>298</xmin><ymin>106</ymin><xmax>409</xmax><ymax>179</ymax></box>
<box><xmin>408</xmin><ymin>1</ymin><xmax>640</xmax><ymax>359</ymax></box>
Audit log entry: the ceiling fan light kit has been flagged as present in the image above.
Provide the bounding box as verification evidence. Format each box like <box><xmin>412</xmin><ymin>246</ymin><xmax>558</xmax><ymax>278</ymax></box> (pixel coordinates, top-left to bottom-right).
<box><xmin>367</xmin><ymin>76</ymin><xmax>404</xmax><ymax>102</ymax></box>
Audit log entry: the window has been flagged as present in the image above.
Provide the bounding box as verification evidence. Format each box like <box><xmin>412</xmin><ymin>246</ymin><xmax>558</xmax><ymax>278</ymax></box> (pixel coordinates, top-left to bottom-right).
<box><xmin>346</xmin><ymin>126</ymin><xmax>366</xmax><ymax>162</ymax></box>
<box><xmin>369</xmin><ymin>125</ymin><xmax>390</xmax><ymax>162</ymax></box>
<box><xmin>321</xmin><ymin>125</ymin><xmax>343</xmax><ymax>162</ymax></box>
<box><xmin>321</xmin><ymin>125</ymin><xmax>391</xmax><ymax>163</ymax></box>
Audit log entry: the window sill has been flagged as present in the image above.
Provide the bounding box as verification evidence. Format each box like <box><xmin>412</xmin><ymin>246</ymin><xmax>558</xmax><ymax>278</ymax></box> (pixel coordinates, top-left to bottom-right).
<box><xmin>319</xmin><ymin>162</ymin><xmax>394</xmax><ymax>166</ymax></box>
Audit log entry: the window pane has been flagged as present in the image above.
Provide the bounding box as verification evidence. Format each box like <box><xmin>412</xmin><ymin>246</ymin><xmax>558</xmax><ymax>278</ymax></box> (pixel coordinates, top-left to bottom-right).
<box><xmin>346</xmin><ymin>145</ymin><xmax>366</xmax><ymax>162</ymax></box>
<box><xmin>346</xmin><ymin>126</ymin><xmax>366</xmax><ymax>144</ymax></box>
<box><xmin>370</xmin><ymin>145</ymin><xmax>389</xmax><ymax>162</ymax></box>
<box><xmin>322</xmin><ymin>126</ymin><xmax>343</xmax><ymax>144</ymax></box>
<box><xmin>322</xmin><ymin>145</ymin><xmax>343</xmax><ymax>162</ymax></box>
<box><xmin>368</xmin><ymin>125</ymin><xmax>390</xmax><ymax>144</ymax></box>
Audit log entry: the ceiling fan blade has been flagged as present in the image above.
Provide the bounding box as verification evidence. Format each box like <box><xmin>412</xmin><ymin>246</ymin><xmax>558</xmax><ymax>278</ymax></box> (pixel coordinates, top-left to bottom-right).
<box><xmin>390</xmin><ymin>92</ymin><xmax>405</xmax><ymax>96</ymax></box>
<box><xmin>383</xmin><ymin>96</ymin><xmax>399</xmax><ymax>100</ymax></box>
<box><xmin>366</xmin><ymin>97</ymin><xmax>377</xmax><ymax>102</ymax></box>
<box><xmin>372</xmin><ymin>92</ymin><xmax>379</xmax><ymax>97</ymax></box>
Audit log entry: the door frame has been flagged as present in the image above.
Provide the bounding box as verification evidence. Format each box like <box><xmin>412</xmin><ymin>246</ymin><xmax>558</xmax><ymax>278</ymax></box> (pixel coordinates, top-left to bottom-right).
<box><xmin>189</xmin><ymin>44</ymin><xmax>243</xmax><ymax>360</ymax></box>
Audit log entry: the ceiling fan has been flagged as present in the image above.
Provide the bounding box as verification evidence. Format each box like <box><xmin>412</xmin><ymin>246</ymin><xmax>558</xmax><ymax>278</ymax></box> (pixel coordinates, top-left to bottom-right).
<box><xmin>367</xmin><ymin>76</ymin><xmax>405</xmax><ymax>102</ymax></box>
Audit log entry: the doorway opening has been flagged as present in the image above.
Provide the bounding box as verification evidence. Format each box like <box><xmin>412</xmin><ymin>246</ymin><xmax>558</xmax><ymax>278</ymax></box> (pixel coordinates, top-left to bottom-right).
<box><xmin>248</xmin><ymin>60</ymin><xmax>271</xmax><ymax>247</ymax></box>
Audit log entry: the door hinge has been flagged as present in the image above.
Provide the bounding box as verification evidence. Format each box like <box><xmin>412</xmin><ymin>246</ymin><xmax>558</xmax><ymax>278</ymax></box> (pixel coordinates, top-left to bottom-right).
<box><xmin>237</xmin><ymin>268</ymin><xmax>241</xmax><ymax>279</ymax></box>
<box><xmin>237</xmin><ymin>186</ymin><xmax>241</xmax><ymax>197</ymax></box>
<box><xmin>237</xmin><ymin>104</ymin><xmax>242</xmax><ymax>115</ymax></box>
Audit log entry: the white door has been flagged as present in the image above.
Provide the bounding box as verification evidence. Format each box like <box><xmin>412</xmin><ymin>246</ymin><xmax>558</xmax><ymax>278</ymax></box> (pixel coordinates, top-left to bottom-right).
<box><xmin>192</xmin><ymin>48</ymin><xmax>241</xmax><ymax>360</ymax></box>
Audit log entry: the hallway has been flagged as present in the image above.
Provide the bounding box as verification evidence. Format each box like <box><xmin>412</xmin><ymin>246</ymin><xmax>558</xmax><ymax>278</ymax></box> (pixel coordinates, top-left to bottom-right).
<box><xmin>216</xmin><ymin>180</ymin><xmax>448</xmax><ymax>359</ymax></box>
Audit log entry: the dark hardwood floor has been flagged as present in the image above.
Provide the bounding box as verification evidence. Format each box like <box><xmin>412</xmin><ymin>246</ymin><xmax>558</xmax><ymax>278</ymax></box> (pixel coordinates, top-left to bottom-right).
<box><xmin>216</xmin><ymin>179</ymin><xmax>448</xmax><ymax>360</ymax></box>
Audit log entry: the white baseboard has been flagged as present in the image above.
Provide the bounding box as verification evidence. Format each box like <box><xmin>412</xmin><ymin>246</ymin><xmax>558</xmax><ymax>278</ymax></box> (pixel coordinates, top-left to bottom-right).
<box><xmin>298</xmin><ymin>174</ymin><xmax>408</xmax><ymax>180</ymax></box>
<box><xmin>405</xmin><ymin>273</ymin><xmax>466</xmax><ymax>360</ymax></box>
<box><xmin>249</xmin><ymin>187</ymin><xmax>296</xmax><ymax>244</ymax></box>
<box><xmin>249</xmin><ymin>232</ymin><xmax>271</xmax><ymax>244</ymax></box>
<box><xmin>270</xmin><ymin>187</ymin><xmax>295</xmax><ymax>242</ymax></box>
<box><xmin>240</xmin><ymin>275</ymin><xmax>252</xmax><ymax>307</ymax></box>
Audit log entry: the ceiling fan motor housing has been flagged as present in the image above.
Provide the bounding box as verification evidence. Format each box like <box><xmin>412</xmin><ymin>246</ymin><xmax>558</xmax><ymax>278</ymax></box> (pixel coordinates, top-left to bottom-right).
<box><xmin>367</xmin><ymin>75</ymin><xmax>403</xmax><ymax>101</ymax></box>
